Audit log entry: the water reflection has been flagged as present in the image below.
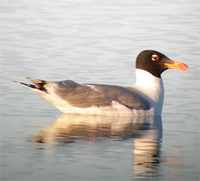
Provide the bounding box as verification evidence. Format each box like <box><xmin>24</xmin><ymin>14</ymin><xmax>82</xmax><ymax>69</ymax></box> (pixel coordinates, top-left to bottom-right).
<box><xmin>133</xmin><ymin>116</ymin><xmax>162</xmax><ymax>180</ymax></box>
<box><xmin>32</xmin><ymin>114</ymin><xmax>162</xmax><ymax>180</ymax></box>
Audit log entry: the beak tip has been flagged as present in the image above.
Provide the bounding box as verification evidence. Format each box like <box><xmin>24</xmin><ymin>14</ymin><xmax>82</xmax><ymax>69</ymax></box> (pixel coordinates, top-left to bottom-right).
<box><xmin>182</xmin><ymin>63</ymin><xmax>189</xmax><ymax>72</ymax></box>
<box><xmin>185</xmin><ymin>67</ymin><xmax>189</xmax><ymax>72</ymax></box>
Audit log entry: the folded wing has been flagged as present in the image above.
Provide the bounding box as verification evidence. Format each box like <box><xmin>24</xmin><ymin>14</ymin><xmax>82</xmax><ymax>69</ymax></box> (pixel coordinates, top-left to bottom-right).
<box><xmin>26</xmin><ymin>78</ymin><xmax>150</xmax><ymax>110</ymax></box>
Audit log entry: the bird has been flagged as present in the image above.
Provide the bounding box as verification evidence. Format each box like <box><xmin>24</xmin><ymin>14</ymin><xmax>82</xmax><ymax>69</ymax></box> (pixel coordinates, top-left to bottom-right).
<box><xmin>15</xmin><ymin>50</ymin><xmax>189</xmax><ymax>116</ymax></box>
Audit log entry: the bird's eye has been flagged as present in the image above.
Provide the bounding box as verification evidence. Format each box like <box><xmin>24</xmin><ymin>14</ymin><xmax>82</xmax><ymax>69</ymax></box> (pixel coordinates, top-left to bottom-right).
<box><xmin>151</xmin><ymin>54</ymin><xmax>159</xmax><ymax>61</ymax></box>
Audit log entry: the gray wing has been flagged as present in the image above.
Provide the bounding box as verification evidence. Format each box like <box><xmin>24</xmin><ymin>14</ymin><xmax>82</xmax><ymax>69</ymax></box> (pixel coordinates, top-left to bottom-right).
<box><xmin>47</xmin><ymin>80</ymin><xmax>150</xmax><ymax>110</ymax></box>
<box><xmin>88</xmin><ymin>84</ymin><xmax>150</xmax><ymax>110</ymax></box>
<box><xmin>26</xmin><ymin>78</ymin><xmax>150</xmax><ymax>110</ymax></box>
<box><xmin>46</xmin><ymin>80</ymin><xmax>112</xmax><ymax>108</ymax></box>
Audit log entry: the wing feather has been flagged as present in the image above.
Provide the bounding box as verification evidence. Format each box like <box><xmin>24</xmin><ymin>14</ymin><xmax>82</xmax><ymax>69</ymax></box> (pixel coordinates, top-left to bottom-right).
<box><xmin>25</xmin><ymin>78</ymin><xmax>150</xmax><ymax>110</ymax></box>
<box><xmin>88</xmin><ymin>85</ymin><xmax>150</xmax><ymax>110</ymax></box>
<box><xmin>48</xmin><ymin>80</ymin><xmax>112</xmax><ymax>108</ymax></box>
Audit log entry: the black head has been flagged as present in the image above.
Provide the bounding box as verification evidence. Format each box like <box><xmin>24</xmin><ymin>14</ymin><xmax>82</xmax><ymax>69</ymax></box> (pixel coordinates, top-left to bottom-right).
<box><xmin>136</xmin><ymin>50</ymin><xmax>189</xmax><ymax>78</ymax></box>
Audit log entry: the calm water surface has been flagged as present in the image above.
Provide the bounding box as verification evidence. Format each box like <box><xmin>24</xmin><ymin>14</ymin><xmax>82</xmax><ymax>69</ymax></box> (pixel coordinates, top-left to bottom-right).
<box><xmin>1</xmin><ymin>0</ymin><xmax>199</xmax><ymax>180</ymax></box>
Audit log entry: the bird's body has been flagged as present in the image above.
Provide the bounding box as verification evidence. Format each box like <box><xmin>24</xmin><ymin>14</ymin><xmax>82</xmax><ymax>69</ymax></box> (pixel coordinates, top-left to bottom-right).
<box><xmin>16</xmin><ymin>50</ymin><xmax>189</xmax><ymax>116</ymax></box>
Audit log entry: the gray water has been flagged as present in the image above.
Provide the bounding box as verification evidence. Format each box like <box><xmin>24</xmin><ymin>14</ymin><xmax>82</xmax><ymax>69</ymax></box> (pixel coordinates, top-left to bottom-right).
<box><xmin>0</xmin><ymin>0</ymin><xmax>199</xmax><ymax>180</ymax></box>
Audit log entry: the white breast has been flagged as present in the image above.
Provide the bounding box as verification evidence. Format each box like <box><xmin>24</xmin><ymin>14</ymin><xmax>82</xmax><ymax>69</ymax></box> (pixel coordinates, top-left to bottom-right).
<box><xmin>130</xmin><ymin>69</ymin><xmax>164</xmax><ymax>115</ymax></box>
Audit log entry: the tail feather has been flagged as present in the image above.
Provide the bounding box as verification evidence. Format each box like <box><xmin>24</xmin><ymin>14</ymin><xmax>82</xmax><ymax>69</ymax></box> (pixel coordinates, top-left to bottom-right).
<box><xmin>13</xmin><ymin>80</ymin><xmax>38</xmax><ymax>89</ymax></box>
<box><xmin>26</xmin><ymin>77</ymin><xmax>47</xmax><ymax>90</ymax></box>
<box><xmin>13</xmin><ymin>77</ymin><xmax>47</xmax><ymax>90</ymax></box>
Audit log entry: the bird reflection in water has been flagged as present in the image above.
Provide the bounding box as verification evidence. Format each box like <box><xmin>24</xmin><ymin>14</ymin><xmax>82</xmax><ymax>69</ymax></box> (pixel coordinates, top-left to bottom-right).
<box><xmin>31</xmin><ymin>114</ymin><xmax>162</xmax><ymax>180</ymax></box>
<box><xmin>133</xmin><ymin>116</ymin><xmax>162</xmax><ymax>180</ymax></box>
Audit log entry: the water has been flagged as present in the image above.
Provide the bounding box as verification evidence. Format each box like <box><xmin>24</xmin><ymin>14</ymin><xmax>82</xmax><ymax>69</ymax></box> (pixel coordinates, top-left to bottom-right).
<box><xmin>0</xmin><ymin>0</ymin><xmax>199</xmax><ymax>180</ymax></box>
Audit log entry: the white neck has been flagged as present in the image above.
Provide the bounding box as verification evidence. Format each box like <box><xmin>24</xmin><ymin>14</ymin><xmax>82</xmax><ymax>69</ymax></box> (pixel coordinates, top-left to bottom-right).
<box><xmin>131</xmin><ymin>69</ymin><xmax>164</xmax><ymax>115</ymax></box>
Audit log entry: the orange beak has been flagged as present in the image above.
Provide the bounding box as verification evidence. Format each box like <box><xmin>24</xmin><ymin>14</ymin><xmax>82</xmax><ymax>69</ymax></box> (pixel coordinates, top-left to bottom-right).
<box><xmin>163</xmin><ymin>61</ymin><xmax>189</xmax><ymax>71</ymax></box>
